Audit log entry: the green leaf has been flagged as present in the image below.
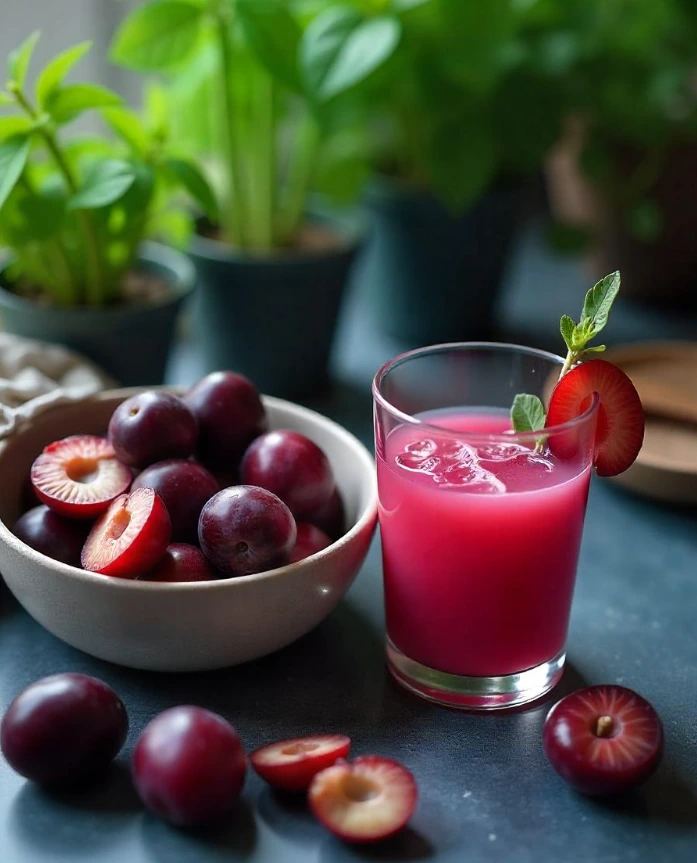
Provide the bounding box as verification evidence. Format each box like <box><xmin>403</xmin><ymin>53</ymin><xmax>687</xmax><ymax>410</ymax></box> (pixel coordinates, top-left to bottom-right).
<box><xmin>510</xmin><ymin>393</ymin><xmax>546</xmax><ymax>434</ymax></box>
<box><xmin>0</xmin><ymin>135</ymin><xmax>30</xmax><ymax>211</ymax></box>
<box><xmin>580</xmin><ymin>345</ymin><xmax>607</xmax><ymax>356</ymax></box>
<box><xmin>0</xmin><ymin>116</ymin><xmax>34</xmax><ymax>141</ymax></box>
<box><xmin>0</xmin><ymin>92</ymin><xmax>13</xmax><ymax>106</ymax></box>
<box><xmin>236</xmin><ymin>0</ymin><xmax>302</xmax><ymax>91</ymax></box>
<box><xmin>144</xmin><ymin>80</ymin><xmax>169</xmax><ymax>138</ymax></box>
<box><xmin>302</xmin><ymin>7</ymin><xmax>401</xmax><ymax>100</ymax></box>
<box><xmin>110</xmin><ymin>0</ymin><xmax>204</xmax><ymax>71</ymax></box>
<box><xmin>7</xmin><ymin>31</ymin><xmax>40</xmax><ymax>87</ymax></box>
<box><xmin>560</xmin><ymin>314</ymin><xmax>576</xmax><ymax>351</ymax></box>
<box><xmin>36</xmin><ymin>41</ymin><xmax>92</xmax><ymax>108</ymax></box>
<box><xmin>68</xmin><ymin>159</ymin><xmax>136</xmax><ymax>210</ymax></box>
<box><xmin>580</xmin><ymin>271</ymin><xmax>621</xmax><ymax>339</ymax></box>
<box><xmin>165</xmin><ymin>157</ymin><xmax>217</xmax><ymax>220</ymax></box>
<box><xmin>46</xmin><ymin>83</ymin><xmax>122</xmax><ymax>124</ymax></box>
<box><xmin>102</xmin><ymin>107</ymin><xmax>149</xmax><ymax>155</ymax></box>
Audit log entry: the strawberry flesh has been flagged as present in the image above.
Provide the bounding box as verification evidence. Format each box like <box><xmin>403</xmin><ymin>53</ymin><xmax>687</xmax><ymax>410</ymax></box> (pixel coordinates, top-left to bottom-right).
<box><xmin>251</xmin><ymin>734</ymin><xmax>350</xmax><ymax>791</ymax></box>
<box><xmin>31</xmin><ymin>435</ymin><xmax>132</xmax><ymax>519</ymax></box>
<box><xmin>81</xmin><ymin>487</ymin><xmax>171</xmax><ymax>578</ymax></box>
<box><xmin>546</xmin><ymin>360</ymin><xmax>644</xmax><ymax>477</ymax></box>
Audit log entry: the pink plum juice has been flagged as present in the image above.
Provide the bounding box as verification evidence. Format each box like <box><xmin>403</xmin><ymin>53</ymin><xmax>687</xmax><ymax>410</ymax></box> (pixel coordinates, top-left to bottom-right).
<box><xmin>377</xmin><ymin>410</ymin><xmax>591</xmax><ymax>678</ymax></box>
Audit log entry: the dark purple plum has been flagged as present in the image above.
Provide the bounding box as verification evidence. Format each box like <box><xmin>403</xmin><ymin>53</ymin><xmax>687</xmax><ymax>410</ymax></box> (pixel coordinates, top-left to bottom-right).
<box><xmin>0</xmin><ymin>673</ymin><xmax>128</xmax><ymax>786</ymax></box>
<box><xmin>289</xmin><ymin>523</ymin><xmax>332</xmax><ymax>563</ymax></box>
<box><xmin>132</xmin><ymin>706</ymin><xmax>247</xmax><ymax>826</ymax></box>
<box><xmin>185</xmin><ymin>372</ymin><xmax>267</xmax><ymax>470</ymax></box>
<box><xmin>240</xmin><ymin>430</ymin><xmax>335</xmax><ymax>518</ymax></box>
<box><xmin>142</xmin><ymin>543</ymin><xmax>217</xmax><ymax>582</ymax></box>
<box><xmin>108</xmin><ymin>391</ymin><xmax>197</xmax><ymax>468</ymax></box>
<box><xmin>306</xmin><ymin>488</ymin><xmax>346</xmax><ymax>540</ymax></box>
<box><xmin>14</xmin><ymin>505</ymin><xmax>90</xmax><ymax>566</ymax></box>
<box><xmin>543</xmin><ymin>685</ymin><xmax>663</xmax><ymax>795</ymax></box>
<box><xmin>198</xmin><ymin>486</ymin><xmax>296</xmax><ymax>576</ymax></box>
<box><xmin>132</xmin><ymin>459</ymin><xmax>218</xmax><ymax>542</ymax></box>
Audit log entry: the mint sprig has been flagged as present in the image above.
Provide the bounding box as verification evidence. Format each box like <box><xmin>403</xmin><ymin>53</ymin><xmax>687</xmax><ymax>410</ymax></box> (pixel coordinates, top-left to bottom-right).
<box><xmin>510</xmin><ymin>271</ymin><xmax>621</xmax><ymax>435</ymax></box>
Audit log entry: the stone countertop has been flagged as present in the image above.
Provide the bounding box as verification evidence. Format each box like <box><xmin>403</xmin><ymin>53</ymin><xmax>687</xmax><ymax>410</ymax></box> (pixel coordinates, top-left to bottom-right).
<box><xmin>1</xmin><ymin>224</ymin><xmax>696</xmax><ymax>863</ymax></box>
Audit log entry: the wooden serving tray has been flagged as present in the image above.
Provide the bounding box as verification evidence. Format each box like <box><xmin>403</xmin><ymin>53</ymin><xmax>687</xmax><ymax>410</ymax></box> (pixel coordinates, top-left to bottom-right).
<box><xmin>604</xmin><ymin>342</ymin><xmax>697</xmax><ymax>504</ymax></box>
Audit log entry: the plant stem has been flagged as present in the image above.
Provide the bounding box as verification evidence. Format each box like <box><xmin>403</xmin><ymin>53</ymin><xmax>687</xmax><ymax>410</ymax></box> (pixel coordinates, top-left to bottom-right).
<box><xmin>278</xmin><ymin>112</ymin><xmax>321</xmax><ymax>245</ymax></box>
<box><xmin>12</xmin><ymin>85</ymin><xmax>104</xmax><ymax>304</ymax></box>
<box><xmin>215</xmin><ymin>7</ymin><xmax>247</xmax><ymax>247</ymax></box>
<box><xmin>558</xmin><ymin>349</ymin><xmax>578</xmax><ymax>380</ymax></box>
<box><xmin>255</xmin><ymin>70</ymin><xmax>275</xmax><ymax>250</ymax></box>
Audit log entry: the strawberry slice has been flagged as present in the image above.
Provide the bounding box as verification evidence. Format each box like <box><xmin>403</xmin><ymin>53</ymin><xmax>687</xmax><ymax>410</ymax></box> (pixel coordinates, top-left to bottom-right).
<box><xmin>250</xmin><ymin>734</ymin><xmax>350</xmax><ymax>791</ymax></box>
<box><xmin>546</xmin><ymin>360</ymin><xmax>644</xmax><ymax>477</ymax></box>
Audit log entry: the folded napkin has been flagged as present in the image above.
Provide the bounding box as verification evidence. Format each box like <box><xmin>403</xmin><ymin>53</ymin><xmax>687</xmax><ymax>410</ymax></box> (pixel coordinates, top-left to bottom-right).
<box><xmin>0</xmin><ymin>334</ymin><xmax>112</xmax><ymax>440</ymax></box>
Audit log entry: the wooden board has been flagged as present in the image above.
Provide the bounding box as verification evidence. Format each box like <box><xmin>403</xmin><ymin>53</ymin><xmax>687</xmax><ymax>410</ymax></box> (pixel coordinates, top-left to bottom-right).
<box><xmin>604</xmin><ymin>342</ymin><xmax>697</xmax><ymax>504</ymax></box>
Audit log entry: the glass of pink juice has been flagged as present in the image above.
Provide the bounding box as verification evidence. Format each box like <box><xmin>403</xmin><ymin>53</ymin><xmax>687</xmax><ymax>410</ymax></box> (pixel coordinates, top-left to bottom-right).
<box><xmin>373</xmin><ymin>343</ymin><xmax>599</xmax><ymax>710</ymax></box>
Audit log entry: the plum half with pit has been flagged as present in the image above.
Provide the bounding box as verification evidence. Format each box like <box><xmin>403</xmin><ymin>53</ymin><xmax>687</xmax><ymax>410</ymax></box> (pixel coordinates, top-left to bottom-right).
<box><xmin>0</xmin><ymin>673</ymin><xmax>128</xmax><ymax>786</ymax></box>
<box><xmin>108</xmin><ymin>391</ymin><xmax>198</xmax><ymax>469</ymax></box>
<box><xmin>186</xmin><ymin>372</ymin><xmax>267</xmax><ymax>470</ymax></box>
<box><xmin>132</xmin><ymin>459</ymin><xmax>218</xmax><ymax>542</ymax></box>
<box><xmin>14</xmin><ymin>505</ymin><xmax>90</xmax><ymax>567</ymax></box>
<box><xmin>198</xmin><ymin>486</ymin><xmax>296</xmax><ymax>577</ymax></box>
<box><xmin>240</xmin><ymin>430</ymin><xmax>335</xmax><ymax>518</ymax></box>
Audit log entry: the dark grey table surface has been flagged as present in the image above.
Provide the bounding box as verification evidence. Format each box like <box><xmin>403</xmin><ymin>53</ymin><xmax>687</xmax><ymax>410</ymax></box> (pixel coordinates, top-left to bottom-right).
<box><xmin>1</xmin><ymin>224</ymin><xmax>696</xmax><ymax>863</ymax></box>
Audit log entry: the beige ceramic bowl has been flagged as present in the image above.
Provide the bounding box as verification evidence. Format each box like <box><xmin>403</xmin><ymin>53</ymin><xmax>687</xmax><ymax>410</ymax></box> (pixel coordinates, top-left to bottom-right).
<box><xmin>0</xmin><ymin>389</ymin><xmax>377</xmax><ymax>671</ymax></box>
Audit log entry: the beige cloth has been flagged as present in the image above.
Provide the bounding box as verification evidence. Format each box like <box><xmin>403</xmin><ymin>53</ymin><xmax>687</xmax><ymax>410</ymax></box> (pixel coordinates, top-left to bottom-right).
<box><xmin>0</xmin><ymin>334</ymin><xmax>111</xmax><ymax>440</ymax></box>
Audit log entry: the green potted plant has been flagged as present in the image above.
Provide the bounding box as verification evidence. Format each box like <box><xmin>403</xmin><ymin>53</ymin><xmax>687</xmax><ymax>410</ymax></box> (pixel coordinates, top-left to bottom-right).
<box><xmin>302</xmin><ymin>0</ymin><xmax>568</xmax><ymax>345</ymax></box>
<box><xmin>543</xmin><ymin>0</ymin><xmax>697</xmax><ymax>309</ymax></box>
<box><xmin>110</xmin><ymin>0</ymin><xmax>382</xmax><ymax>398</ymax></box>
<box><xmin>0</xmin><ymin>33</ymin><xmax>214</xmax><ymax>385</ymax></box>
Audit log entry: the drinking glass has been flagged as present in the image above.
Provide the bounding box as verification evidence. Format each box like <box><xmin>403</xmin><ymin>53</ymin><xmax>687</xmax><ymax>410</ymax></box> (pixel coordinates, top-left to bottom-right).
<box><xmin>373</xmin><ymin>343</ymin><xmax>599</xmax><ymax>710</ymax></box>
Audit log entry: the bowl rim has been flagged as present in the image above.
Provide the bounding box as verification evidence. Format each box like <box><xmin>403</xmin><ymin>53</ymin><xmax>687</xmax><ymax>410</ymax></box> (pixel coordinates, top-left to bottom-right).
<box><xmin>0</xmin><ymin>389</ymin><xmax>378</xmax><ymax>592</ymax></box>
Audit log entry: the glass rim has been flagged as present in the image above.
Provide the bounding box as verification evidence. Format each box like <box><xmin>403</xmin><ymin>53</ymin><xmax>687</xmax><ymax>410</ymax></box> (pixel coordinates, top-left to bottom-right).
<box><xmin>372</xmin><ymin>341</ymin><xmax>599</xmax><ymax>442</ymax></box>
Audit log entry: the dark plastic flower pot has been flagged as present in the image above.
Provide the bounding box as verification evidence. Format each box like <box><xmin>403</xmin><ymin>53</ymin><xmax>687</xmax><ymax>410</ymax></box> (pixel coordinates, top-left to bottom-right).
<box><xmin>188</xmin><ymin>216</ymin><xmax>360</xmax><ymax>399</ymax></box>
<box><xmin>0</xmin><ymin>242</ymin><xmax>195</xmax><ymax>387</ymax></box>
<box><xmin>357</xmin><ymin>177</ymin><xmax>522</xmax><ymax>345</ymax></box>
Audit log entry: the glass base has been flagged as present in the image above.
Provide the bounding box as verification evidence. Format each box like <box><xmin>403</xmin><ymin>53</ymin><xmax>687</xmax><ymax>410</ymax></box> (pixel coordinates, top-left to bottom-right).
<box><xmin>386</xmin><ymin>638</ymin><xmax>565</xmax><ymax>711</ymax></box>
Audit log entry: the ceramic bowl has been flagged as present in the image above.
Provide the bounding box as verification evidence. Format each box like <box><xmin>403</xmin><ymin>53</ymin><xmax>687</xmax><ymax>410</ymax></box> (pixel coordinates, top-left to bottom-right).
<box><xmin>0</xmin><ymin>389</ymin><xmax>377</xmax><ymax>671</ymax></box>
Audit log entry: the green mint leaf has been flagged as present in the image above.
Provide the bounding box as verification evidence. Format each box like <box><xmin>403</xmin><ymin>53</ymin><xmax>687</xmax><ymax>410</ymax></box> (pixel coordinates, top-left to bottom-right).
<box><xmin>36</xmin><ymin>41</ymin><xmax>92</xmax><ymax>108</ymax></box>
<box><xmin>301</xmin><ymin>7</ymin><xmax>401</xmax><ymax>100</ymax></box>
<box><xmin>510</xmin><ymin>393</ymin><xmax>546</xmax><ymax>434</ymax></box>
<box><xmin>560</xmin><ymin>314</ymin><xmax>576</xmax><ymax>351</ymax></box>
<box><xmin>68</xmin><ymin>159</ymin><xmax>136</xmax><ymax>210</ymax></box>
<box><xmin>110</xmin><ymin>0</ymin><xmax>204</xmax><ymax>72</ymax></box>
<box><xmin>46</xmin><ymin>83</ymin><xmax>122</xmax><ymax>125</ymax></box>
<box><xmin>0</xmin><ymin>134</ymin><xmax>30</xmax><ymax>212</ymax></box>
<box><xmin>580</xmin><ymin>271</ymin><xmax>621</xmax><ymax>340</ymax></box>
<box><xmin>7</xmin><ymin>31</ymin><xmax>40</xmax><ymax>88</ymax></box>
<box><xmin>0</xmin><ymin>91</ymin><xmax>13</xmax><ymax>106</ymax></box>
<box><xmin>580</xmin><ymin>344</ymin><xmax>606</xmax><ymax>356</ymax></box>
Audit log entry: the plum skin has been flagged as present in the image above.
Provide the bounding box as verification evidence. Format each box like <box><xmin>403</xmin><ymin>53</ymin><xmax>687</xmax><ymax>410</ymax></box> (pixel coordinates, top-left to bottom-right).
<box><xmin>108</xmin><ymin>391</ymin><xmax>198</xmax><ymax>468</ymax></box>
<box><xmin>0</xmin><ymin>673</ymin><xmax>128</xmax><ymax>786</ymax></box>
<box><xmin>131</xmin><ymin>706</ymin><xmax>247</xmax><ymax>826</ymax></box>
<box><xmin>198</xmin><ymin>485</ymin><xmax>296</xmax><ymax>576</ymax></box>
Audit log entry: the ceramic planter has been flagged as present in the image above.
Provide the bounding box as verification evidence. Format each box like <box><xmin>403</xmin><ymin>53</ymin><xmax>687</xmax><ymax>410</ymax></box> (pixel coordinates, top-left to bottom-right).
<box><xmin>356</xmin><ymin>177</ymin><xmax>522</xmax><ymax>345</ymax></box>
<box><xmin>0</xmin><ymin>242</ymin><xmax>195</xmax><ymax>386</ymax></box>
<box><xmin>188</xmin><ymin>215</ymin><xmax>360</xmax><ymax>399</ymax></box>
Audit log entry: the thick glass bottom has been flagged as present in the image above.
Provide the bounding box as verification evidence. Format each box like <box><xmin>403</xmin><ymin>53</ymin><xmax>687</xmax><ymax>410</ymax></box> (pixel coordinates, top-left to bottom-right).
<box><xmin>386</xmin><ymin>638</ymin><xmax>565</xmax><ymax>711</ymax></box>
